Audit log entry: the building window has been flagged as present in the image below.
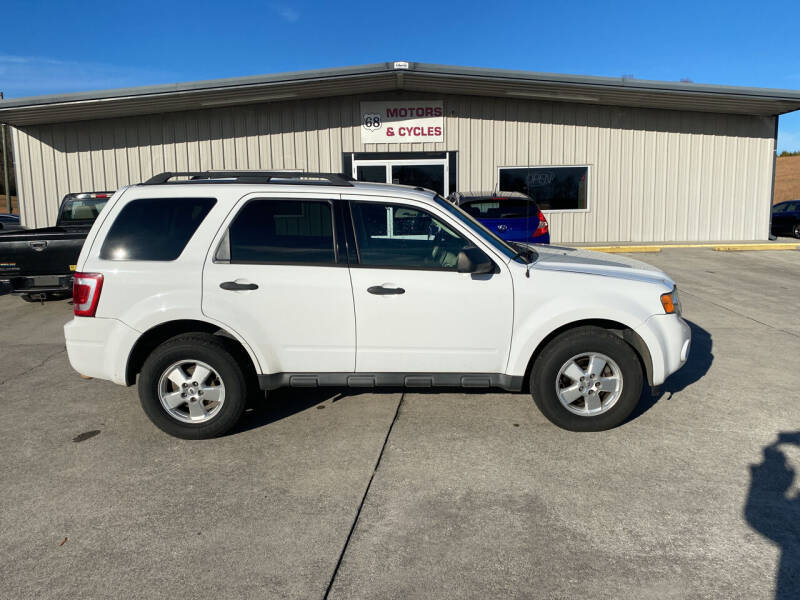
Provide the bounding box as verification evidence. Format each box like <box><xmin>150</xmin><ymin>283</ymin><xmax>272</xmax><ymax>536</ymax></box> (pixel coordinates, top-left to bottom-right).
<box><xmin>498</xmin><ymin>166</ymin><xmax>588</xmax><ymax>211</ymax></box>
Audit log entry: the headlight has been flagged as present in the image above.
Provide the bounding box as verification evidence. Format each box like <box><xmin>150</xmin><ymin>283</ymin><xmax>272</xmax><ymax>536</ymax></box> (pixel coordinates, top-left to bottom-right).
<box><xmin>660</xmin><ymin>287</ymin><xmax>682</xmax><ymax>315</ymax></box>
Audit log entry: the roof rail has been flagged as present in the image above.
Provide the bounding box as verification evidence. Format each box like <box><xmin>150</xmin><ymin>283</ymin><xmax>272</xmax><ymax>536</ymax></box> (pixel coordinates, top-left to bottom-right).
<box><xmin>142</xmin><ymin>171</ymin><xmax>354</xmax><ymax>186</ymax></box>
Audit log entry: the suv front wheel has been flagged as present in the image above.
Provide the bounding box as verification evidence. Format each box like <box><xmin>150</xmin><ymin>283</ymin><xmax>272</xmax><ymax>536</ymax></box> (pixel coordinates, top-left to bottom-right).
<box><xmin>531</xmin><ymin>326</ymin><xmax>643</xmax><ymax>431</ymax></box>
<box><xmin>138</xmin><ymin>333</ymin><xmax>248</xmax><ymax>439</ymax></box>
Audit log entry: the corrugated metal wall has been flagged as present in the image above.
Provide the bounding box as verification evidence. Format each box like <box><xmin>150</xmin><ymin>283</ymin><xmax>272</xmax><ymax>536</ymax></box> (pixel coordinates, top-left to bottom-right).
<box><xmin>11</xmin><ymin>92</ymin><xmax>776</xmax><ymax>242</ymax></box>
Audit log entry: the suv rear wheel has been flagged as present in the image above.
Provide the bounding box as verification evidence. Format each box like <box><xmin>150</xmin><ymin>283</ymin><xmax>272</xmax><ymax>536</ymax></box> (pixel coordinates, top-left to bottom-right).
<box><xmin>138</xmin><ymin>333</ymin><xmax>248</xmax><ymax>439</ymax></box>
<box><xmin>531</xmin><ymin>326</ymin><xmax>643</xmax><ymax>431</ymax></box>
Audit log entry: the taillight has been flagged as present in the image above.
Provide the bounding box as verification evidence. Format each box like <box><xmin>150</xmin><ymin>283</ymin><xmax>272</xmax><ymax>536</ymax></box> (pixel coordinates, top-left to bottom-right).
<box><xmin>532</xmin><ymin>210</ymin><xmax>549</xmax><ymax>237</ymax></box>
<box><xmin>73</xmin><ymin>273</ymin><xmax>104</xmax><ymax>317</ymax></box>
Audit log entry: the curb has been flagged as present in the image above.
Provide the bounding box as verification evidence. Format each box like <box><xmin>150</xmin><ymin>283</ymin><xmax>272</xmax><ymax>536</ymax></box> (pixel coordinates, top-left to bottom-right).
<box><xmin>711</xmin><ymin>243</ymin><xmax>800</xmax><ymax>251</ymax></box>
<box><xmin>579</xmin><ymin>243</ymin><xmax>800</xmax><ymax>253</ymax></box>
<box><xmin>580</xmin><ymin>246</ymin><xmax>662</xmax><ymax>253</ymax></box>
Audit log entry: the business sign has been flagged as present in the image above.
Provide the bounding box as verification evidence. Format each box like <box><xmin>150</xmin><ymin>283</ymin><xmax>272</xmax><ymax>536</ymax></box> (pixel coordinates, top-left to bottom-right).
<box><xmin>361</xmin><ymin>100</ymin><xmax>444</xmax><ymax>144</ymax></box>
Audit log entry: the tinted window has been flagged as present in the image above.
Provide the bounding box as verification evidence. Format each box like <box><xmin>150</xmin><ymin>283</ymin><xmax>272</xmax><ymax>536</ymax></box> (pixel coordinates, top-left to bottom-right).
<box><xmin>100</xmin><ymin>197</ymin><xmax>215</xmax><ymax>261</ymax></box>
<box><xmin>462</xmin><ymin>198</ymin><xmax>538</xmax><ymax>219</ymax></box>
<box><xmin>772</xmin><ymin>203</ymin><xmax>788</xmax><ymax>214</ymax></box>
<box><xmin>60</xmin><ymin>198</ymin><xmax>108</xmax><ymax>223</ymax></box>
<box><xmin>499</xmin><ymin>166</ymin><xmax>588</xmax><ymax>210</ymax></box>
<box><xmin>351</xmin><ymin>201</ymin><xmax>469</xmax><ymax>269</ymax></box>
<box><xmin>229</xmin><ymin>199</ymin><xmax>335</xmax><ymax>264</ymax></box>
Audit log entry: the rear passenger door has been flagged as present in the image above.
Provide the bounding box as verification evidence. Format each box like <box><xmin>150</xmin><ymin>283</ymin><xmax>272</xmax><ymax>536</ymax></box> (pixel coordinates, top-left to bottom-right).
<box><xmin>790</xmin><ymin>202</ymin><xmax>800</xmax><ymax>235</ymax></box>
<box><xmin>771</xmin><ymin>203</ymin><xmax>789</xmax><ymax>234</ymax></box>
<box><xmin>202</xmin><ymin>193</ymin><xmax>356</xmax><ymax>374</ymax></box>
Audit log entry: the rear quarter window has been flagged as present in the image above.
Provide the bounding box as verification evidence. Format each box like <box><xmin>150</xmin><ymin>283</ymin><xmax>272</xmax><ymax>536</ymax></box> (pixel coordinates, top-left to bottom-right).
<box><xmin>100</xmin><ymin>197</ymin><xmax>216</xmax><ymax>261</ymax></box>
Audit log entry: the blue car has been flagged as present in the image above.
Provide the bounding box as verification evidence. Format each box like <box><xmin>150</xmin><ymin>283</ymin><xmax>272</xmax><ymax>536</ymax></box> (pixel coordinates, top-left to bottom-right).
<box><xmin>448</xmin><ymin>191</ymin><xmax>550</xmax><ymax>244</ymax></box>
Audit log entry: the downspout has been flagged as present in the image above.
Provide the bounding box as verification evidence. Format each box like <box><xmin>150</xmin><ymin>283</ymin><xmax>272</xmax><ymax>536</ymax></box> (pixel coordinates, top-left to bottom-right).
<box><xmin>10</xmin><ymin>127</ymin><xmax>24</xmax><ymax>226</ymax></box>
<box><xmin>0</xmin><ymin>91</ymin><xmax>10</xmax><ymax>214</ymax></box>
<box><xmin>1</xmin><ymin>123</ymin><xmax>9</xmax><ymax>214</ymax></box>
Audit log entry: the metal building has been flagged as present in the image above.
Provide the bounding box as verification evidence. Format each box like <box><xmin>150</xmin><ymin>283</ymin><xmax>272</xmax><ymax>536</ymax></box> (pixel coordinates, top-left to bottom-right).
<box><xmin>1</xmin><ymin>62</ymin><xmax>799</xmax><ymax>243</ymax></box>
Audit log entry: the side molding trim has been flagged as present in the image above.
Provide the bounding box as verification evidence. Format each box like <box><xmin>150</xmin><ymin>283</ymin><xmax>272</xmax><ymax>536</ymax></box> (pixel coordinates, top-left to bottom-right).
<box><xmin>258</xmin><ymin>372</ymin><xmax>524</xmax><ymax>392</ymax></box>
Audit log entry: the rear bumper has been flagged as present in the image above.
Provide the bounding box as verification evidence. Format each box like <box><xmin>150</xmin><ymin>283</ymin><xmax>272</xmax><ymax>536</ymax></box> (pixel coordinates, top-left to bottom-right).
<box><xmin>1</xmin><ymin>274</ymin><xmax>74</xmax><ymax>294</ymax></box>
<box><xmin>634</xmin><ymin>314</ymin><xmax>691</xmax><ymax>386</ymax></box>
<box><xmin>64</xmin><ymin>317</ymin><xmax>140</xmax><ymax>385</ymax></box>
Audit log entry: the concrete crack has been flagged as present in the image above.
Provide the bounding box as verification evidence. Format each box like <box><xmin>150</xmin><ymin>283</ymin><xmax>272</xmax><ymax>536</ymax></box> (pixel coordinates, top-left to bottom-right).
<box><xmin>0</xmin><ymin>346</ymin><xmax>67</xmax><ymax>387</ymax></box>
<box><xmin>680</xmin><ymin>289</ymin><xmax>800</xmax><ymax>339</ymax></box>
<box><xmin>322</xmin><ymin>392</ymin><xmax>405</xmax><ymax>600</ymax></box>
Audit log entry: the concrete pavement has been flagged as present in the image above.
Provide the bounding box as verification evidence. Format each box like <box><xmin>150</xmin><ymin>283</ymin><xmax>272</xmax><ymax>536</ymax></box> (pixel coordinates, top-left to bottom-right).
<box><xmin>1</xmin><ymin>248</ymin><xmax>799</xmax><ymax>599</ymax></box>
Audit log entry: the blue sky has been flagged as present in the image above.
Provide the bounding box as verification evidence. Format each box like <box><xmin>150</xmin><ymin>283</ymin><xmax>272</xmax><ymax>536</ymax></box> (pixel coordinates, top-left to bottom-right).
<box><xmin>2</xmin><ymin>0</ymin><xmax>798</xmax><ymax>151</ymax></box>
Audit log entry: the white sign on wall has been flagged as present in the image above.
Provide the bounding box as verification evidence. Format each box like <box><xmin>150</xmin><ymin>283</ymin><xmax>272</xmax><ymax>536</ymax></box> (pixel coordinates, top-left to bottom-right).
<box><xmin>360</xmin><ymin>100</ymin><xmax>444</xmax><ymax>144</ymax></box>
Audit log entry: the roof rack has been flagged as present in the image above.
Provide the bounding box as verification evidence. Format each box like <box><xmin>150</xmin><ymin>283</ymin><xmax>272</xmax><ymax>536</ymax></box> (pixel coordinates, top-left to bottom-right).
<box><xmin>142</xmin><ymin>171</ymin><xmax>354</xmax><ymax>186</ymax></box>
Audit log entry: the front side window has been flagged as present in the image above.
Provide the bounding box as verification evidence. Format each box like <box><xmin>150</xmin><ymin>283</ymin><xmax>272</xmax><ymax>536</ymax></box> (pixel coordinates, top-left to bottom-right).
<box><xmin>350</xmin><ymin>201</ymin><xmax>469</xmax><ymax>270</ymax></box>
<box><xmin>228</xmin><ymin>199</ymin><xmax>335</xmax><ymax>265</ymax></box>
<box><xmin>499</xmin><ymin>166</ymin><xmax>588</xmax><ymax>211</ymax></box>
<box><xmin>100</xmin><ymin>197</ymin><xmax>215</xmax><ymax>261</ymax></box>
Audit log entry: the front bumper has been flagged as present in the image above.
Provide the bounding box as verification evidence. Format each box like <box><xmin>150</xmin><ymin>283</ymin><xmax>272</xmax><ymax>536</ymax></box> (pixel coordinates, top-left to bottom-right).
<box><xmin>634</xmin><ymin>313</ymin><xmax>691</xmax><ymax>386</ymax></box>
<box><xmin>64</xmin><ymin>317</ymin><xmax>140</xmax><ymax>385</ymax></box>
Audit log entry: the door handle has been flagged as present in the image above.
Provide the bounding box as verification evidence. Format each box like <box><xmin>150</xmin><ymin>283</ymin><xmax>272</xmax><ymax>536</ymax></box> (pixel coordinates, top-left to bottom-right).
<box><xmin>29</xmin><ymin>240</ymin><xmax>48</xmax><ymax>252</ymax></box>
<box><xmin>220</xmin><ymin>281</ymin><xmax>259</xmax><ymax>291</ymax></box>
<box><xmin>367</xmin><ymin>285</ymin><xmax>405</xmax><ymax>295</ymax></box>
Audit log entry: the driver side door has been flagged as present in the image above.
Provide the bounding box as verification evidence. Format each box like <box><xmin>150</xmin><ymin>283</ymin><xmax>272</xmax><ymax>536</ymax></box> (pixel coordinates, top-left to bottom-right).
<box><xmin>345</xmin><ymin>196</ymin><xmax>514</xmax><ymax>374</ymax></box>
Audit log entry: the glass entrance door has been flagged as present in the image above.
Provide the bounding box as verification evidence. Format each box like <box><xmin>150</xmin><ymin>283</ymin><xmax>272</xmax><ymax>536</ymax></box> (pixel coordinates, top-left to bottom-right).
<box><xmin>356</xmin><ymin>165</ymin><xmax>387</xmax><ymax>183</ymax></box>
<box><xmin>352</xmin><ymin>157</ymin><xmax>449</xmax><ymax>196</ymax></box>
<box><xmin>390</xmin><ymin>164</ymin><xmax>445</xmax><ymax>196</ymax></box>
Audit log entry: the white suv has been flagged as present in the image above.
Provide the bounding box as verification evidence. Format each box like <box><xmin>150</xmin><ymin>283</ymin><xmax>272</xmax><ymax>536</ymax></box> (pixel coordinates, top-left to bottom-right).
<box><xmin>64</xmin><ymin>171</ymin><xmax>691</xmax><ymax>439</ymax></box>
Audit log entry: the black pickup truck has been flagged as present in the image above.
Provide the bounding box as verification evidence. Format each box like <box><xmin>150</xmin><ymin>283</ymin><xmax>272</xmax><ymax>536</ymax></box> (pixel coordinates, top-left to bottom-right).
<box><xmin>0</xmin><ymin>192</ymin><xmax>113</xmax><ymax>301</ymax></box>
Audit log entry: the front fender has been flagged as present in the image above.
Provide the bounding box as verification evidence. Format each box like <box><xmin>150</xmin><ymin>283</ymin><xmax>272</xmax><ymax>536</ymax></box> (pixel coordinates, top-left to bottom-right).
<box><xmin>506</xmin><ymin>270</ymin><xmax>664</xmax><ymax>377</ymax></box>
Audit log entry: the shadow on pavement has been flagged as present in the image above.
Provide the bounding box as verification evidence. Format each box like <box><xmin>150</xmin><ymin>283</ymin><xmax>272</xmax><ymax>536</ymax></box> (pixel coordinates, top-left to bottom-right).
<box><xmin>630</xmin><ymin>319</ymin><xmax>713</xmax><ymax>420</ymax></box>
<box><xmin>745</xmin><ymin>432</ymin><xmax>800</xmax><ymax>599</ymax></box>
<box><xmin>231</xmin><ymin>387</ymin><xmax>340</xmax><ymax>434</ymax></box>
<box><xmin>232</xmin><ymin>319</ymin><xmax>714</xmax><ymax>433</ymax></box>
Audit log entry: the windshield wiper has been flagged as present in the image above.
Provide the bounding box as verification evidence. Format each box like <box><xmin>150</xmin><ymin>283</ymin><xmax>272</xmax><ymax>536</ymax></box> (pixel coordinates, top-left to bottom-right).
<box><xmin>510</xmin><ymin>242</ymin><xmax>536</xmax><ymax>264</ymax></box>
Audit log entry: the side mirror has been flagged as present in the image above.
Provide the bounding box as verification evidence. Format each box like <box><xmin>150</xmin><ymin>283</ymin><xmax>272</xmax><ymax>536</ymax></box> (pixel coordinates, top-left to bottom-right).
<box><xmin>457</xmin><ymin>246</ymin><xmax>494</xmax><ymax>274</ymax></box>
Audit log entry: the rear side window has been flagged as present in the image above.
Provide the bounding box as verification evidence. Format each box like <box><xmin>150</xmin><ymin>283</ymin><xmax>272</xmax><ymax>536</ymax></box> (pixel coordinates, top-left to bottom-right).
<box><xmin>227</xmin><ymin>199</ymin><xmax>335</xmax><ymax>264</ymax></box>
<box><xmin>100</xmin><ymin>197</ymin><xmax>215</xmax><ymax>261</ymax></box>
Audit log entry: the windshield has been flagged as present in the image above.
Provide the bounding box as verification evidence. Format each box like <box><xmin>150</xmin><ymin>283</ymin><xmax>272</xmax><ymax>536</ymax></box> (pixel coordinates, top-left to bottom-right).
<box><xmin>434</xmin><ymin>195</ymin><xmax>534</xmax><ymax>263</ymax></box>
<box><xmin>59</xmin><ymin>198</ymin><xmax>108</xmax><ymax>223</ymax></box>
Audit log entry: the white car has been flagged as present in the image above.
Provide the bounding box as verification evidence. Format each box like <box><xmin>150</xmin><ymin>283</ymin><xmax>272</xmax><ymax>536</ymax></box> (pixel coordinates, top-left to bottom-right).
<box><xmin>64</xmin><ymin>171</ymin><xmax>691</xmax><ymax>439</ymax></box>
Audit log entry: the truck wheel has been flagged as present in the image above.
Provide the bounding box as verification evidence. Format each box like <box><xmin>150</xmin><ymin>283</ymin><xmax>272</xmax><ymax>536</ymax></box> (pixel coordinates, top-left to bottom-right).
<box><xmin>138</xmin><ymin>333</ymin><xmax>248</xmax><ymax>439</ymax></box>
<box><xmin>531</xmin><ymin>326</ymin><xmax>643</xmax><ymax>431</ymax></box>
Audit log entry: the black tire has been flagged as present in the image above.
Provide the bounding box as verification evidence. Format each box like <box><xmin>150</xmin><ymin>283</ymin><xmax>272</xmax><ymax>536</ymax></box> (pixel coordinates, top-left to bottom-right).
<box><xmin>793</xmin><ymin>223</ymin><xmax>800</xmax><ymax>239</ymax></box>
<box><xmin>138</xmin><ymin>333</ymin><xmax>248</xmax><ymax>439</ymax></box>
<box><xmin>531</xmin><ymin>326</ymin><xmax>643</xmax><ymax>432</ymax></box>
